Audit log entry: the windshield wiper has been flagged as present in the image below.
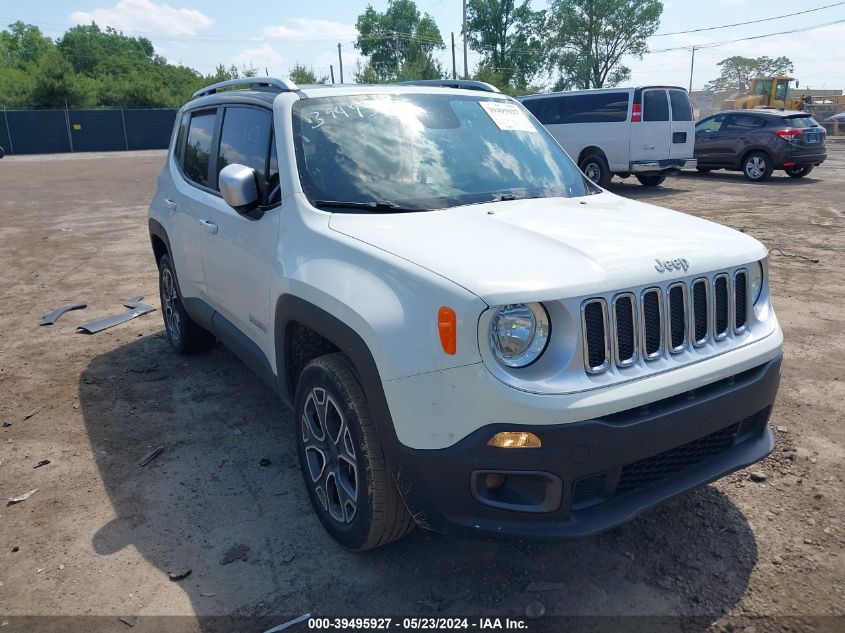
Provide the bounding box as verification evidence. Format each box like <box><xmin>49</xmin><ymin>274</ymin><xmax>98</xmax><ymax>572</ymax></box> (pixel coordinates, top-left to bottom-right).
<box><xmin>313</xmin><ymin>199</ymin><xmax>424</xmax><ymax>212</ymax></box>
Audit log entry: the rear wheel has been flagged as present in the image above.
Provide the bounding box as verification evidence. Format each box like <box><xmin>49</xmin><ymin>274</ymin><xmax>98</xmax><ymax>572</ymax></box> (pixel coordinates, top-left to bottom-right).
<box><xmin>742</xmin><ymin>152</ymin><xmax>773</xmax><ymax>182</ymax></box>
<box><xmin>295</xmin><ymin>353</ymin><xmax>414</xmax><ymax>550</ymax></box>
<box><xmin>785</xmin><ymin>164</ymin><xmax>813</xmax><ymax>178</ymax></box>
<box><xmin>578</xmin><ymin>152</ymin><xmax>612</xmax><ymax>188</ymax></box>
<box><xmin>635</xmin><ymin>173</ymin><xmax>667</xmax><ymax>187</ymax></box>
<box><xmin>158</xmin><ymin>254</ymin><xmax>215</xmax><ymax>354</ymax></box>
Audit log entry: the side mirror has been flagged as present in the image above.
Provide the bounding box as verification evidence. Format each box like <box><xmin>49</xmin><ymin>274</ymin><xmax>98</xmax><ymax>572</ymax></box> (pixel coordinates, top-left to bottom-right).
<box><xmin>219</xmin><ymin>164</ymin><xmax>260</xmax><ymax>215</ymax></box>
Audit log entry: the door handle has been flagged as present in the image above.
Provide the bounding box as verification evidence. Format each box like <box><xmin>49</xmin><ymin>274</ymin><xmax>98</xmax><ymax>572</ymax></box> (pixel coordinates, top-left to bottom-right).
<box><xmin>198</xmin><ymin>219</ymin><xmax>218</xmax><ymax>235</ymax></box>
<box><xmin>164</xmin><ymin>198</ymin><xmax>178</xmax><ymax>210</ymax></box>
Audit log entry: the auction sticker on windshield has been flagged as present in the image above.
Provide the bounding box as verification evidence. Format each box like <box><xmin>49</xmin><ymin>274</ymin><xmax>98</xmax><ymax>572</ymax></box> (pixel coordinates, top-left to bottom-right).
<box><xmin>479</xmin><ymin>101</ymin><xmax>535</xmax><ymax>132</ymax></box>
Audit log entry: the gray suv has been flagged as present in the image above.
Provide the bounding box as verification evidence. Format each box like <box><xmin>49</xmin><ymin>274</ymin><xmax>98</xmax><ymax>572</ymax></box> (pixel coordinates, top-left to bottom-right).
<box><xmin>694</xmin><ymin>110</ymin><xmax>827</xmax><ymax>181</ymax></box>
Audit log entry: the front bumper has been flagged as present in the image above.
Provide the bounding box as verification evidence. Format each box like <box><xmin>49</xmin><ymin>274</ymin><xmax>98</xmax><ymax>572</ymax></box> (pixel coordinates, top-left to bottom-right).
<box><xmin>630</xmin><ymin>158</ymin><xmax>697</xmax><ymax>173</ymax></box>
<box><xmin>389</xmin><ymin>356</ymin><xmax>781</xmax><ymax>539</ymax></box>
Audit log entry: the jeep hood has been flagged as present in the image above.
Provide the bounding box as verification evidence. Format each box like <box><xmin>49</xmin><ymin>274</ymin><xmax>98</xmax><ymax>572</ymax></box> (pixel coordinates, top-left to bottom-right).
<box><xmin>328</xmin><ymin>192</ymin><xmax>768</xmax><ymax>305</ymax></box>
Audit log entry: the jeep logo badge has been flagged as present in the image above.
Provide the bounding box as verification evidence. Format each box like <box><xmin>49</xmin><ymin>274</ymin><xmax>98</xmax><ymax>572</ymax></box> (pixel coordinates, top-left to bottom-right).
<box><xmin>654</xmin><ymin>258</ymin><xmax>689</xmax><ymax>273</ymax></box>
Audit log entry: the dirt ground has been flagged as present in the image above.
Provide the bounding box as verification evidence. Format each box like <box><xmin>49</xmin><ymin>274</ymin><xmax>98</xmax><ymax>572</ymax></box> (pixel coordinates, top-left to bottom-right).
<box><xmin>0</xmin><ymin>148</ymin><xmax>843</xmax><ymax>633</ymax></box>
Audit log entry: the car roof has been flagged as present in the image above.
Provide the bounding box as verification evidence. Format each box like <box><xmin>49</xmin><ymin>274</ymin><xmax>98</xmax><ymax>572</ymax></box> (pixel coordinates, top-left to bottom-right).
<box><xmin>518</xmin><ymin>85</ymin><xmax>687</xmax><ymax>99</ymax></box>
<box><xmin>714</xmin><ymin>109</ymin><xmax>812</xmax><ymax>117</ymax></box>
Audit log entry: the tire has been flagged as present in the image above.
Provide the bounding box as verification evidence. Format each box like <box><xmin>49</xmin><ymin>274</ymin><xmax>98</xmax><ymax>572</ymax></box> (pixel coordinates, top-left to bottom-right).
<box><xmin>578</xmin><ymin>152</ymin><xmax>612</xmax><ymax>188</ymax></box>
<box><xmin>0</xmin><ymin>146</ymin><xmax>5</xmax><ymax>159</ymax></box>
<box><xmin>295</xmin><ymin>353</ymin><xmax>414</xmax><ymax>550</ymax></box>
<box><xmin>635</xmin><ymin>173</ymin><xmax>667</xmax><ymax>187</ymax></box>
<box><xmin>785</xmin><ymin>164</ymin><xmax>813</xmax><ymax>178</ymax></box>
<box><xmin>158</xmin><ymin>253</ymin><xmax>215</xmax><ymax>354</ymax></box>
<box><xmin>742</xmin><ymin>152</ymin><xmax>773</xmax><ymax>182</ymax></box>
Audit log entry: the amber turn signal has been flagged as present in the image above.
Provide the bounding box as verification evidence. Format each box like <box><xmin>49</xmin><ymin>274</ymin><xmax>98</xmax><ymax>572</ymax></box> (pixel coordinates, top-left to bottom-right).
<box><xmin>487</xmin><ymin>431</ymin><xmax>542</xmax><ymax>449</ymax></box>
<box><xmin>438</xmin><ymin>306</ymin><xmax>457</xmax><ymax>355</ymax></box>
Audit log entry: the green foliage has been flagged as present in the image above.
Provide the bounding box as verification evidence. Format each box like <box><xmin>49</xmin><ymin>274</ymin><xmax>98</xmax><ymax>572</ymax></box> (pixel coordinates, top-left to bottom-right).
<box><xmin>354</xmin><ymin>0</ymin><xmax>445</xmax><ymax>82</ymax></box>
<box><xmin>289</xmin><ymin>63</ymin><xmax>328</xmax><ymax>85</ymax></box>
<box><xmin>58</xmin><ymin>23</ymin><xmax>156</xmax><ymax>75</ymax></box>
<box><xmin>546</xmin><ymin>0</ymin><xmax>663</xmax><ymax>90</ymax></box>
<box><xmin>466</xmin><ymin>0</ymin><xmax>545</xmax><ymax>92</ymax></box>
<box><xmin>28</xmin><ymin>50</ymin><xmax>97</xmax><ymax>108</ymax></box>
<box><xmin>704</xmin><ymin>56</ymin><xmax>794</xmax><ymax>94</ymax></box>
<box><xmin>0</xmin><ymin>21</ymin><xmax>55</xmax><ymax>69</ymax></box>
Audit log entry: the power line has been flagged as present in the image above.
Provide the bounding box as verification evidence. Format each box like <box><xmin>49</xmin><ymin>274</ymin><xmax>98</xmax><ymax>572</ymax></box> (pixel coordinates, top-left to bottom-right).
<box><xmin>650</xmin><ymin>17</ymin><xmax>845</xmax><ymax>53</ymax></box>
<box><xmin>651</xmin><ymin>1</ymin><xmax>845</xmax><ymax>37</ymax></box>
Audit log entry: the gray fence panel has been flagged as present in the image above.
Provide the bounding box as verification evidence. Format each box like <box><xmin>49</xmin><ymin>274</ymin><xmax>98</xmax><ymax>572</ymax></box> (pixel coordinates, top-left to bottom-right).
<box><xmin>67</xmin><ymin>110</ymin><xmax>126</xmax><ymax>152</ymax></box>
<box><xmin>7</xmin><ymin>110</ymin><xmax>71</xmax><ymax>154</ymax></box>
<box><xmin>123</xmin><ymin>109</ymin><xmax>178</xmax><ymax>150</ymax></box>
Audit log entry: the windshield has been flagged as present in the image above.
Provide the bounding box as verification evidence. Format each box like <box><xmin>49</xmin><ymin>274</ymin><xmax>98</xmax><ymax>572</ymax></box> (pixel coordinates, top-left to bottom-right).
<box><xmin>292</xmin><ymin>93</ymin><xmax>594</xmax><ymax>211</ymax></box>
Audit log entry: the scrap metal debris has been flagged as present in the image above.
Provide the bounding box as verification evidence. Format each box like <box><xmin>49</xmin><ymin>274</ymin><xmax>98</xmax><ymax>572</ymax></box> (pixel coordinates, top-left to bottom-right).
<box><xmin>33</xmin><ymin>460</ymin><xmax>50</xmax><ymax>469</ymax></box>
<box><xmin>22</xmin><ymin>407</ymin><xmax>42</xmax><ymax>421</ymax></box>
<box><xmin>221</xmin><ymin>544</ymin><xmax>250</xmax><ymax>565</ymax></box>
<box><xmin>118</xmin><ymin>616</ymin><xmax>136</xmax><ymax>628</ymax></box>
<box><xmin>7</xmin><ymin>488</ymin><xmax>38</xmax><ymax>506</ymax></box>
<box><xmin>167</xmin><ymin>568</ymin><xmax>191</xmax><ymax>581</ymax></box>
<box><xmin>39</xmin><ymin>303</ymin><xmax>87</xmax><ymax>326</ymax></box>
<box><xmin>263</xmin><ymin>614</ymin><xmax>312</xmax><ymax>633</ymax></box>
<box><xmin>138</xmin><ymin>446</ymin><xmax>164</xmax><ymax>467</ymax></box>
<box><xmin>77</xmin><ymin>297</ymin><xmax>155</xmax><ymax>334</ymax></box>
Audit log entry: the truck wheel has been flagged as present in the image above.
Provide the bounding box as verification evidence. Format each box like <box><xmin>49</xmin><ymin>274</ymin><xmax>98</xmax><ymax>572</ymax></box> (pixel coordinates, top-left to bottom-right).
<box><xmin>578</xmin><ymin>152</ymin><xmax>611</xmax><ymax>188</ymax></box>
<box><xmin>785</xmin><ymin>165</ymin><xmax>813</xmax><ymax>178</ymax></box>
<box><xmin>295</xmin><ymin>353</ymin><xmax>414</xmax><ymax>550</ymax></box>
<box><xmin>742</xmin><ymin>152</ymin><xmax>773</xmax><ymax>182</ymax></box>
<box><xmin>635</xmin><ymin>173</ymin><xmax>667</xmax><ymax>187</ymax></box>
<box><xmin>158</xmin><ymin>254</ymin><xmax>215</xmax><ymax>354</ymax></box>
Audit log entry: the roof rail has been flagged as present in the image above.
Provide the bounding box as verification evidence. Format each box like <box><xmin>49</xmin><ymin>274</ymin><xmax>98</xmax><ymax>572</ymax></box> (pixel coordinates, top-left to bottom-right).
<box><xmin>394</xmin><ymin>79</ymin><xmax>501</xmax><ymax>93</ymax></box>
<box><xmin>192</xmin><ymin>77</ymin><xmax>298</xmax><ymax>100</ymax></box>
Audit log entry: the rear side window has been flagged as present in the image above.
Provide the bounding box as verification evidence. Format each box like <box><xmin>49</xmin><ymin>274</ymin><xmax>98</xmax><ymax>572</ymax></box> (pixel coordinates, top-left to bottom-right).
<box><xmin>217</xmin><ymin>106</ymin><xmax>274</xmax><ymax>203</ymax></box>
<box><xmin>643</xmin><ymin>90</ymin><xmax>669</xmax><ymax>122</ymax></box>
<box><xmin>782</xmin><ymin>116</ymin><xmax>818</xmax><ymax>128</ymax></box>
<box><xmin>183</xmin><ymin>110</ymin><xmax>217</xmax><ymax>187</ymax></box>
<box><xmin>725</xmin><ymin>114</ymin><xmax>766</xmax><ymax>131</ymax></box>
<box><xmin>523</xmin><ymin>92</ymin><xmax>629</xmax><ymax>125</ymax></box>
<box><xmin>669</xmin><ymin>90</ymin><xmax>692</xmax><ymax>121</ymax></box>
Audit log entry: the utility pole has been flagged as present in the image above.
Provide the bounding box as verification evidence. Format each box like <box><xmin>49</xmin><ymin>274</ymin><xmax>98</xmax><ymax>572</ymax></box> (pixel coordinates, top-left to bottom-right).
<box><xmin>451</xmin><ymin>32</ymin><xmax>457</xmax><ymax>80</ymax></box>
<box><xmin>337</xmin><ymin>43</ymin><xmax>344</xmax><ymax>83</ymax></box>
<box><xmin>462</xmin><ymin>0</ymin><xmax>468</xmax><ymax>79</ymax></box>
<box><xmin>330</xmin><ymin>64</ymin><xmax>335</xmax><ymax>84</ymax></box>
<box><xmin>688</xmin><ymin>45</ymin><xmax>696</xmax><ymax>93</ymax></box>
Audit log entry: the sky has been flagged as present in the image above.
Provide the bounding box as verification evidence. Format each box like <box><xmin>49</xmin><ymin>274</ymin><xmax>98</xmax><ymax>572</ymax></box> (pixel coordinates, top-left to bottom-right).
<box><xmin>2</xmin><ymin>0</ymin><xmax>844</xmax><ymax>92</ymax></box>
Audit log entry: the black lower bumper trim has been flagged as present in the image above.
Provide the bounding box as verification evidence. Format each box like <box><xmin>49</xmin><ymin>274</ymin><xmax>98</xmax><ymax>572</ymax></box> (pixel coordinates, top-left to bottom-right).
<box><xmin>389</xmin><ymin>356</ymin><xmax>781</xmax><ymax>539</ymax></box>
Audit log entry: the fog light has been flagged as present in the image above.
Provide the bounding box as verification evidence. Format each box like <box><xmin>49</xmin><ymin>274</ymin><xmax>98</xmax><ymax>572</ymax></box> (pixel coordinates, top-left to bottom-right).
<box><xmin>487</xmin><ymin>431</ymin><xmax>542</xmax><ymax>448</ymax></box>
<box><xmin>484</xmin><ymin>473</ymin><xmax>507</xmax><ymax>490</ymax></box>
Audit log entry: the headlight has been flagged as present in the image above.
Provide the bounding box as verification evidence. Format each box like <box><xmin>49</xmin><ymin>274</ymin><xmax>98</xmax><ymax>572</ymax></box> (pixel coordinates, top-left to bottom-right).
<box><xmin>749</xmin><ymin>260</ymin><xmax>764</xmax><ymax>305</ymax></box>
<box><xmin>489</xmin><ymin>303</ymin><xmax>550</xmax><ymax>368</ymax></box>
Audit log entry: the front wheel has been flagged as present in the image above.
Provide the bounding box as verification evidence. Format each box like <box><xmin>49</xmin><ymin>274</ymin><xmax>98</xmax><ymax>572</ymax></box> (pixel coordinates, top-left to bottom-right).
<box><xmin>295</xmin><ymin>353</ymin><xmax>414</xmax><ymax>550</ymax></box>
<box><xmin>742</xmin><ymin>152</ymin><xmax>773</xmax><ymax>182</ymax></box>
<box><xmin>785</xmin><ymin>164</ymin><xmax>813</xmax><ymax>178</ymax></box>
<box><xmin>635</xmin><ymin>173</ymin><xmax>667</xmax><ymax>187</ymax></box>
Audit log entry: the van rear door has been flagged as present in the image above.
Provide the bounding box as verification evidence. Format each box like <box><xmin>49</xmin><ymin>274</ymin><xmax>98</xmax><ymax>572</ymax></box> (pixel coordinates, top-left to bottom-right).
<box><xmin>668</xmin><ymin>89</ymin><xmax>695</xmax><ymax>160</ymax></box>
<box><xmin>630</xmin><ymin>88</ymin><xmax>670</xmax><ymax>165</ymax></box>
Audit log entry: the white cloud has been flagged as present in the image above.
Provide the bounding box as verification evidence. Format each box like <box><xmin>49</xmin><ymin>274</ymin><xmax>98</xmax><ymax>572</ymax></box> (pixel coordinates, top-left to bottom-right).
<box><xmin>69</xmin><ymin>0</ymin><xmax>213</xmax><ymax>36</ymax></box>
<box><xmin>231</xmin><ymin>43</ymin><xmax>285</xmax><ymax>71</ymax></box>
<box><xmin>263</xmin><ymin>18</ymin><xmax>357</xmax><ymax>42</ymax></box>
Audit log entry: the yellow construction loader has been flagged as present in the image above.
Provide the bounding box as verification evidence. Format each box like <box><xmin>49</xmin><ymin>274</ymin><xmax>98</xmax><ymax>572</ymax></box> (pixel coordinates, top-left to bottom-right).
<box><xmin>723</xmin><ymin>76</ymin><xmax>804</xmax><ymax>111</ymax></box>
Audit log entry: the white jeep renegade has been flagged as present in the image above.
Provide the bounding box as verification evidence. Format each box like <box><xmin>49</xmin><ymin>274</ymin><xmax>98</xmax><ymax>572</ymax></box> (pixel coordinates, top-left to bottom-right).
<box><xmin>148</xmin><ymin>78</ymin><xmax>783</xmax><ymax>550</ymax></box>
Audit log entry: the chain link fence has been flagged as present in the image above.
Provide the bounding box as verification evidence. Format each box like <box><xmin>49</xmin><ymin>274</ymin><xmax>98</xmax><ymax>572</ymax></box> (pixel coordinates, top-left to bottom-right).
<box><xmin>0</xmin><ymin>107</ymin><xmax>178</xmax><ymax>155</ymax></box>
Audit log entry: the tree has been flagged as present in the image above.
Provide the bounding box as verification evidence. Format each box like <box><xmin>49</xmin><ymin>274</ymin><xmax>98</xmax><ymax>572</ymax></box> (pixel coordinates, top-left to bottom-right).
<box><xmin>0</xmin><ymin>21</ymin><xmax>54</xmax><ymax>68</ymax></box>
<box><xmin>354</xmin><ymin>0</ymin><xmax>445</xmax><ymax>82</ymax></box>
<box><xmin>704</xmin><ymin>56</ymin><xmax>794</xmax><ymax>95</ymax></box>
<box><xmin>288</xmin><ymin>62</ymin><xmax>328</xmax><ymax>85</ymax></box>
<box><xmin>58</xmin><ymin>23</ymin><xmax>155</xmax><ymax>75</ymax></box>
<box><xmin>28</xmin><ymin>50</ymin><xmax>96</xmax><ymax>108</ymax></box>
<box><xmin>466</xmin><ymin>0</ymin><xmax>544</xmax><ymax>91</ymax></box>
<box><xmin>546</xmin><ymin>0</ymin><xmax>662</xmax><ymax>90</ymax></box>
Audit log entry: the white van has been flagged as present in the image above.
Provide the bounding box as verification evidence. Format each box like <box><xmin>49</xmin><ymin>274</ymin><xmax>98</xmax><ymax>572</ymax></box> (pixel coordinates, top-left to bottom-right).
<box><xmin>520</xmin><ymin>86</ymin><xmax>697</xmax><ymax>187</ymax></box>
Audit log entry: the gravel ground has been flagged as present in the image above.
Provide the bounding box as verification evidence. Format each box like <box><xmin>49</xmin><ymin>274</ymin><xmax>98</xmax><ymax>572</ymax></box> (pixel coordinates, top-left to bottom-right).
<box><xmin>0</xmin><ymin>149</ymin><xmax>842</xmax><ymax>633</ymax></box>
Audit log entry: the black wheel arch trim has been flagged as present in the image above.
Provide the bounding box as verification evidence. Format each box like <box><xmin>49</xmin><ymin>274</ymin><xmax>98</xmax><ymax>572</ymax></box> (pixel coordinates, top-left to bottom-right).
<box><xmin>274</xmin><ymin>294</ymin><xmax>404</xmax><ymax>459</ymax></box>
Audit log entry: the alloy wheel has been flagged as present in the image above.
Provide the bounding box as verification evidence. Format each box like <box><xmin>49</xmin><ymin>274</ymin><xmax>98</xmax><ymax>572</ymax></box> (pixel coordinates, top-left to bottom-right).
<box><xmin>161</xmin><ymin>267</ymin><xmax>182</xmax><ymax>342</ymax></box>
<box><xmin>745</xmin><ymin>156</ymin><xmax>766</xmax><ymax>180</ymax></box>
<box><xmin>583</xmin><ymin>162</ymin><xmax>601</xmax><ymax>182</ymax></box>
<box><xmin>301</xmin><ymin>386</ymin><xmax>359</xmax><ymax>524</ymax></box>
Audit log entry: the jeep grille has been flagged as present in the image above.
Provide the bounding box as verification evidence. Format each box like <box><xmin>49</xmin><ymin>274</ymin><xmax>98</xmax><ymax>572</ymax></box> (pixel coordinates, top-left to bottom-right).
<box><xmin>581</xmin><ymin>269</ymin><xmax>750</xmax><ymax>374</ymax></box>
